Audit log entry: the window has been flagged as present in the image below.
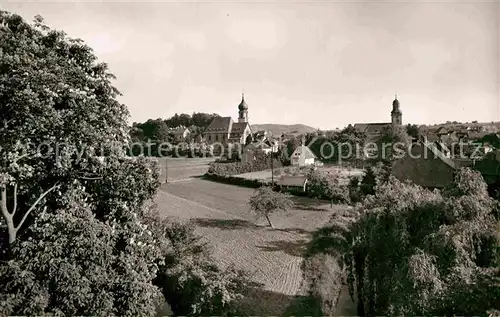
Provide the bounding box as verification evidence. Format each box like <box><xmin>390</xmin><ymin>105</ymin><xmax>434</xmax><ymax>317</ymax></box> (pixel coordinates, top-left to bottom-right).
<box><xmin>208</xmin><ymin>135</ymin><xmax>211</xmax><ymax>141</ymax></box>
<box><xmin>216</xmin><ymin>135</ymin><xmax>219</xmax><ymax>141</ymax></box>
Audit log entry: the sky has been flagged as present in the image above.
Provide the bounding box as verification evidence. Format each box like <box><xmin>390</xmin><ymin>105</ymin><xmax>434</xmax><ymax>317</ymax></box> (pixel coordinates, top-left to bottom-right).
<box><xmin>2</xmin><ymin>0</ymin><xmax>499</xmax><ymax>130</ymax></box>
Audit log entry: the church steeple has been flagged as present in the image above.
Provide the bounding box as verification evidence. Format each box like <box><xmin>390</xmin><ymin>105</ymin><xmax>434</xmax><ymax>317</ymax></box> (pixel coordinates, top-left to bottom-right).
<box><xmin>391</xmin><ymin>94</ymin><xmax>402</xmax><ymax>126</ymax></box>
<box><xmin>238</xmin><ymin>93</ymin><xmax>248</xmax><ymax>123</ymax></box>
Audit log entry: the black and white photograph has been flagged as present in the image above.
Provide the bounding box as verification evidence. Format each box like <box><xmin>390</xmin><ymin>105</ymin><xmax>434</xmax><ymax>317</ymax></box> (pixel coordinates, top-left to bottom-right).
<box><xmin>0</xmin><ymin>0</ymin><xmax>499</xmax><ymax>316</ymax></box>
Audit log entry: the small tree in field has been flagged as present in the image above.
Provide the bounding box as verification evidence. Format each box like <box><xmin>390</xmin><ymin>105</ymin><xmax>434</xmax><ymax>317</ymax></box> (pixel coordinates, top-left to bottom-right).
<box><xmin>248</xmin><ymin>186</ymin><xmax>293</xmax><ymax>228</ymax></box>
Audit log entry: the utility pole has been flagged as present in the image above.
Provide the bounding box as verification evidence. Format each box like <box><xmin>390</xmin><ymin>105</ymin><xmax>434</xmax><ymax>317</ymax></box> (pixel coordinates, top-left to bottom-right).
<box><xmin>271</xmin><ymin>151</ymin><xmax>274</xmax><ymax>186</ymax></box>
<box><xmin>165</xmin><ymin>157</ymin><xmax>168</xmax><ymax>183</ymax></box>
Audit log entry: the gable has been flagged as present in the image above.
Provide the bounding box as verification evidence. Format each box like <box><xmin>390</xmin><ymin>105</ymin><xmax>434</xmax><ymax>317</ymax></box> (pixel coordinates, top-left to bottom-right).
<box><xmin>206</xmin><ymin>117</ymin><xmax>232</xmax><ymax>132</ymax></box>
<box><xmin>230</xmin><ymin>122</ymin><xmax>250</xmax><ymax>135</ymax></box>
<box><xmin>292</xmin><ymin>145</ymin><xmax>317</xmax><ymax>159</ymax></box>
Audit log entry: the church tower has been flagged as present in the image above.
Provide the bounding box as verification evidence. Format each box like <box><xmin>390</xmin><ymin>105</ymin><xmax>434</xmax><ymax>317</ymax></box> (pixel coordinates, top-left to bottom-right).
<box><xmin>391</xmin><ymin>94</ymin><xmax>402</xmax><ymax>126</ymax></box>
<box><xmin>238</xmin><ymin>93</ymin><xmax>248</xmax><ymax>123</ymax></box>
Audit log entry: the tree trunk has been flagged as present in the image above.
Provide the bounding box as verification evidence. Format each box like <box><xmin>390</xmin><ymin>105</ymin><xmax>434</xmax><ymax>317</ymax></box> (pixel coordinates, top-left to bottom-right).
<box><xmin>0</xmin><ymin>185</ymin><xmax>16</xmax><ymax>245</ymax></box>
<box><xmin>265</xmin><ymin>214</ymin><xmax>274</xmax><ymax>228</ymax></box>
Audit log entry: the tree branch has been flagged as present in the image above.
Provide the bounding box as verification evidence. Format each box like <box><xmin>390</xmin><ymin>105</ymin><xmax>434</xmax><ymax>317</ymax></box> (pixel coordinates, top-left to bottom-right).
<box><xmin>79</xmin><ymin>176</ymin><xmax>103</xmax><ymax>180</ymax></box>
<box><xmin>14</xmin><ymin>182</ymin><xmax>60</xmax><ymax>232</ymax></box>
<box><xmin>12</xmin><ymin>183</ymin><xmax>17</xmax><ymax>216</ymax></box>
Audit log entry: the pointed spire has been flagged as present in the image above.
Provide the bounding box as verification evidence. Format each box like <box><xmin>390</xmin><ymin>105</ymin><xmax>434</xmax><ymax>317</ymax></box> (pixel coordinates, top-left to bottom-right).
<box><xmin>242</xmin><ymin>92</ymin><xmax>244</xmax><ymax>101</ymax></box>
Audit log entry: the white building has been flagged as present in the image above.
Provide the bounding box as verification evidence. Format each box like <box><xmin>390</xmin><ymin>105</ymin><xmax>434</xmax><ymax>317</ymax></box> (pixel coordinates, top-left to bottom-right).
<box><xmin>291</xmin><ymin>145</ymin><xmax>317</xmax><ymax>166</ymax></box>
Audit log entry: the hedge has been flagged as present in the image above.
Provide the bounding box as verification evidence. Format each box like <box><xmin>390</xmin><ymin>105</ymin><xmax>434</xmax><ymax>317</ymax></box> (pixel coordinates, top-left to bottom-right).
<box><xmin>203</xmin><ymin>173</ymin><xmax>268</xmax><ymax>188</ymax></box>
<box><xmin>207</xmin><ymin>155</ymin><xmax>282</xmax><ymax>176</ymax></box>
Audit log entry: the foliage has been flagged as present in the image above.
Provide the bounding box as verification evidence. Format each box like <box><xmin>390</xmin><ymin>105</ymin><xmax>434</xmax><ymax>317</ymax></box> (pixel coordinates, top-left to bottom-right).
<box><xmin>303</xmin><ymin>209</ymin><xmax>360</xmax><ymax>315</ymax></box>
<box><xmin>306</xmin><ymin>169</ymin><xmax>350</xmax><ymax>204</ymax></box>
<box><xmin>294</xmin><ymin>125</ymin><xmax>366</xmax><ymax>164</ymax></box>
<box><xmin>345</xmin><ymin>168</ymin><xmax>500</xmax><ymax>316</ymax></box>
<box><xmin>0</xmin><ymin>12</ymin><xmax>250</xmax><ymax>317</ymax></box>
<box><xmin>0</xmin><ymin>182</ymin><xmax>164</xmax><ymax>316</ymax></box>
<box><xmin>406</xmin><ymin>124</ymin><xmax>420</xmax><ymax>139</ymax></box>
<box><xmin>143</xmin><ymin>211</ymin><xmax>259</xmax><ymax>316</ymax></box>
<box><xmin>131</xmin><ymin>112</ymin><xmax>220</xmax><ymax>146</ymax></box>
<box><xmin>248</xmin><ymin>186</ymin><xmax>293</xmax><ymax>227</ymax></box>
<box><xmin>359</xmin><ymin>167</ymin><xmax>376</xmax><ymax>196</ymax></box>
<box><xmin>204</xmin><ymin>173</ymin><xmax>265</xmax><ymax>188</ymax></box>
<box><xmin>347</xmin><ymin>176</ymin><xmax>363</xmax><ymax>204</ymax></box>
<box><xmin>207</xmin><ymin>152</ymin><xmax>281</xmax><ymax>176</ymax></box>
<box><xmin>378</xmin><ymin>125</ymin><xmax>412</xmax><ymax>160</ymax></box>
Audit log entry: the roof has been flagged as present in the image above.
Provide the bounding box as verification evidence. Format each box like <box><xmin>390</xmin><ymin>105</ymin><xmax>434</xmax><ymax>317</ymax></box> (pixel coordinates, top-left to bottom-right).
<box><xmin>353</xmin><ymin>123</ymin><xmax>391</xmax><ymax>134</ymax></box>
<box><xmin>168</xmin><ymin>126</ymin><xmax>189</xmax><ymax>135</ymax></box>
<box><xmin>205</xmin><ymin>117</ymin><xmax>232</xmax><ymax>132</ymax></box>
<box><xmin>468</xmin><ymin>131</ymin><xmax>489</xmax><ymax>141</ymax></box>
<box><xmin>423</xmin><ymin>133</ymin><xmax>439</xmax><ymax>142</ymax></box>
<box><xmin>292</xmin><ymin>145</ymin><xmax>317</xmax><ymax>159</ymax></box>
<box><xmin>231</xmin><ymin>122</ymin><xmax>249</xmax><ymax>134</ymax></box>
<box><xmin>238</xmin><ymin>94</ymin><xmax>248</xmax><ymax>110</ymax></box>
<box><xmin>245</xmin><ymin>142</ymin><xmax>271</xmax><ymax>150</ymax></box>
<box><xmin>435</xmin><ymin>126</ymin><xmax>449</xmax><ymax>135</ymax></box>
<box><xmin>277</xmin><ymin>175</ymin><xmax>307</xmax><ymax>187</ymax></box>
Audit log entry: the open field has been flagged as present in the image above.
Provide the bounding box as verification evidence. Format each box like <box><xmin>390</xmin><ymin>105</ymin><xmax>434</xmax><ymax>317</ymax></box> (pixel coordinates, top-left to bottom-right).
<box><xmin>236</xmin><ymin>164</ymin><xmax>365</xmax><ymax>184</ymax></box>
<box><xmin>154</xmin><ymin>175</ymin><xmax>355</xmax><ymax>315</ymax></box>
<box><xmin>148</xmin><ymin>157</ymin><xmax>215</xmax><ymax>181</ymax></box>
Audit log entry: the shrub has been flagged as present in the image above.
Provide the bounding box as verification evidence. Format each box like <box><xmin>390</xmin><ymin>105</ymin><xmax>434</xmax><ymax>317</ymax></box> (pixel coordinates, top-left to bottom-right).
<box><xmin>347</xmin><ymin>176</ymin><xmax>363</xmax><ymax>204</ymax></box>
<box><xmin>303</xmin><ymin>212</ymin><xmax>358</xmax><ymax>315</ymax></box>
<box><xmin>345</xmin><ymin>169</ymin><xmax>500</xmax><ymax>316</ymax></box>
<box><xmin>306</xmin><ymin>169</ymin><xmax>350</xmax><ymax>204</ymax></box>
<box><xmin>143</xmin><ymin>212</ymin><xmax>260</xmax><ymax>316</ymax></box>
<box><xmin>207</xmin><ymin>153</ymin><xmax>281</xmax><ymax>177</ymax></box>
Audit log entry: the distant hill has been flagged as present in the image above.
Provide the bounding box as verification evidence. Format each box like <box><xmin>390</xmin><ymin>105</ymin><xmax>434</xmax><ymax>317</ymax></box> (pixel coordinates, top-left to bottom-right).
<box><xmin>250</xmin><ymin>124</ymin><xmax>317</xmax><ymax>136</ymax></box>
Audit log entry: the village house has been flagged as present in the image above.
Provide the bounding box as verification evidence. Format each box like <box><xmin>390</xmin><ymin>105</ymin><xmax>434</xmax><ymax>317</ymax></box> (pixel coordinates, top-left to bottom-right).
<box><xmin>276</xmin><ymin>175</ymin><xmax>308</xmax><ymax>194</ymax></box>
<box><xmin>241</xmin><ymin>138</ymin><xmax>279</xmax><ymax>163</ymax></box>
<box><xmin>168</xmin><ymin>126</ymin><xmax>191</xmax><ymax>143</ymax></box>
<box><xmin>392</xmin><ymin>140</ymin><xmax>457</xmax><ymax>189</ymax></box>
<box><xmin>291</xmin><ymin>144</ymin><xmax>317</xmax><ymax>166</ymax></box>
<box><xmin>203</xmin><ymin>94</ymin><xmax>252</xmax><ymax>145</ymax></box>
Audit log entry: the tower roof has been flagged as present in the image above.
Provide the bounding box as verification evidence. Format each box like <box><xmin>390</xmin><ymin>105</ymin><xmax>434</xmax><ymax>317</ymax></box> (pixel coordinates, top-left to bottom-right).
<box><xmin>392</xmin><ymin>94</ymin><xmax>400</xmax><ymax>107</ymax></box>
<box><xmin>238</xmin><ymin>93</ymin><xmax>248</xmax><ymax>110</ymax></box>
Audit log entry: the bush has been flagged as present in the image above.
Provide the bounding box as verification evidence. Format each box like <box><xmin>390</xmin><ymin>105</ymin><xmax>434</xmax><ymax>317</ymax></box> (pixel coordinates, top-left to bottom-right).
<box><xmin>204</xmin><ymin>174</ymin><xmax>266</xmax><ymax>188</ymax></box>
<box><xmin>207</xmin><ymin>153</ymin><xmax>281</xmax><ymax>176</ymax></box>
<box><xmin>347</xmin><ymin>176</ymin><xmax>363</xmax><ymax>204</ymax></box>
<box><xmin>345</xmin><ymin>169</ymin><xmax>500</xmax><ymax>316</ymax></box>
<box><xmin>303</xmin><ymin>212</ymin><xmax>358</xmax><ymax>315</ymax></box>
<box><xmin>306</xmin><ymin>169</ymin><xmax>350</xmax><ymax>204</ymax></box>
<box><xmin>143</xmin><ymin>213</ymin><xmax>260</xmax><ymax>316</ymax></box>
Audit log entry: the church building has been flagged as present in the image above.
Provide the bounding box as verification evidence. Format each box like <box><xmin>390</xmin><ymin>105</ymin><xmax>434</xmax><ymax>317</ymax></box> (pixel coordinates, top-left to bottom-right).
<box><xmin>204</xmin><ymin>94</ymin><xmax>253</xmax><ymax>145</ymax></box>
<box><xmin>354</xmin><ymin>95</ymin><xmax>403</xmax><ymax>140</ymax></box>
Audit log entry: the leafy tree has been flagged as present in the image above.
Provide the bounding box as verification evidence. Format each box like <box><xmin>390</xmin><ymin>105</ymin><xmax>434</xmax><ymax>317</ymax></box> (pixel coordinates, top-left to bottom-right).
<box><xmin>406</xmin><ymin>123</ymin><xmax>420</xmax><ymax>139</ymax></box>
<box><xmin>248</xmin><ymin>186</ymin><xmax>293</xmax><ymax>228</ymax></box>
<box><xmin>306</xmin><ymin>169</ymin><xmax>349</xmax><ymax>205</ymax></box>
<box><xmin>345</xmin><ymin>169</ymin><xmax>500</xmax><ymax>316</ymax></box>
<box><xmin>359</xmin><ymin>166</ymin><xmax>376</xmax><ymax>196</ymax></box>
<box><xmin>0</xmin><ymin>11</ymin><xmax>255</xmax><ymax>316</ymax></box>
<box><xmin>378</xmin><ymin>125</ymin><xmax>411</xmax><ymax>161</ymax></box>
<box><xmin>0</xmin><ymin>11</ymin><xmax>129</xmax><ymax>248</ymax></box>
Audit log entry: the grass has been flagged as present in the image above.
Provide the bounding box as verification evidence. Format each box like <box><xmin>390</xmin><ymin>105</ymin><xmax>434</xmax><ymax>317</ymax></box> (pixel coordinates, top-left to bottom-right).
<box><xmin>152</xmin><ymin>160</ymin><xmax>357</xmax><ymax>315</ymax></box>
<box><xmin>233</xmin><ymin>164</ymin><xmax>365</xmax><ymax>184</ymax></box>
<box><xmin>154</xmin><ymin>174</ymin><xmax>350</xmax><ymax>315</ymax></box>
